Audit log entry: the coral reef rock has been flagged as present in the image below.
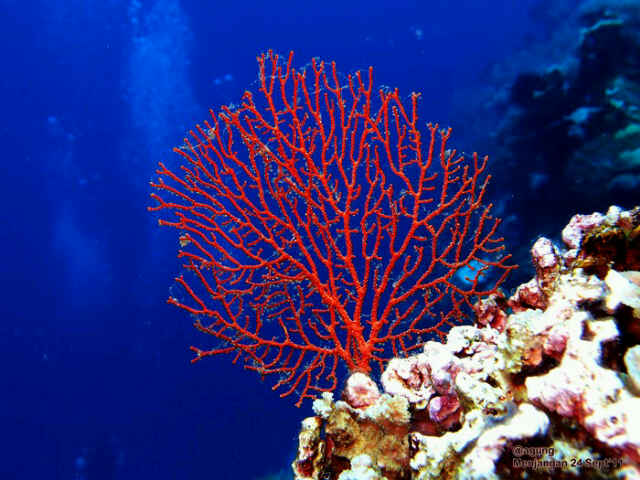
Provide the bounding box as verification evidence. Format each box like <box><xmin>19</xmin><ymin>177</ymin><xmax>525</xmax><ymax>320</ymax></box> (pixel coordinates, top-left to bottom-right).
<box><xmin>292</xmin><ymin>206</ymin><xmax>640</xmax><ymax>480</ymax></box>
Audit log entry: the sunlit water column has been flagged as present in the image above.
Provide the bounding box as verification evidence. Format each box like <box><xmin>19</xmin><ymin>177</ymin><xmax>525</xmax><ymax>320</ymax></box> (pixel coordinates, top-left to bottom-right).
<box><xmin>124</xmin><ymin>0</ymin><xmax>200</xmax><ymax>166</ymax></box>
<box><xmin>122</xmin><ymin>0</ymin><xmax>201</xmax><ymax>307</ymax></box>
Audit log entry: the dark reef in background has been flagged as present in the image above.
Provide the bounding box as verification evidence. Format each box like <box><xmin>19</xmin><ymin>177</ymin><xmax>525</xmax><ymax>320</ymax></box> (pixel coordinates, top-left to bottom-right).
<box><xmin>458</xmin><ymin>2</ymin><xmax>640</xmax><ymax>282</ymax></box>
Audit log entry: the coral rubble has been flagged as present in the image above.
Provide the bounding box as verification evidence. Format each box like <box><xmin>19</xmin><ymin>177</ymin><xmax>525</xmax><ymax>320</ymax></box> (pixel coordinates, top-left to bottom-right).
<box><xmin>292</xmin><ymin>206</ymin><xmax>640</xmax><ymax>480</ymax></box>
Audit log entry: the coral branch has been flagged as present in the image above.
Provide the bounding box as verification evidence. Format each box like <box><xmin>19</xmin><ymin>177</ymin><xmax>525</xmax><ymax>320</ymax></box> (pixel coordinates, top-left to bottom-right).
<box><xmin>149</xmin><ymin>50</ymin><xmax>516</xmax><ymax>406</ymax></box>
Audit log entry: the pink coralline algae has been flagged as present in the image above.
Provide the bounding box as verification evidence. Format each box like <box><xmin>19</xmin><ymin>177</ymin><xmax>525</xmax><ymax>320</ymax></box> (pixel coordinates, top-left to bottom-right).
<box><xmin>561</xmin><ymin>210</ymin><xmax>605</xmax><ymax>250</ymax></box>
<box><xmin>292</xmin><ymin>205</ymin><xmax>640</xmax><ymax>480</ymax></box>
<box><xmin>343</xmin><ymin>372</ymin><xmax>381</xmax><ymax>409</ymax></box>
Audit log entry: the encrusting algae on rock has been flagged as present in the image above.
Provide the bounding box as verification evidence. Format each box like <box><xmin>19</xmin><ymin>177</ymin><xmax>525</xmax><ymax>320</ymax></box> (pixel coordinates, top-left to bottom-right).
<box><xmin>292</xmin><ymin>206</ymin><xmax>640</xmax><ymax>480</ymax></box>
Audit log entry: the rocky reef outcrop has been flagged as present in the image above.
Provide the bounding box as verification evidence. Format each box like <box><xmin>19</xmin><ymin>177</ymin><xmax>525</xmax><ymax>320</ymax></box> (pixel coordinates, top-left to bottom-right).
<box><xmin>292</xmin><ymin>206</ymin><xmax>640</xmax><ymax>480</ymax></box>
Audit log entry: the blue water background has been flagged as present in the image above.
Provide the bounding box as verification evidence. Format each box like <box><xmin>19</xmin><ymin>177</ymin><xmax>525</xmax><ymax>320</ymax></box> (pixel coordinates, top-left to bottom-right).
<box><xmin>1</xmin><ymin>0</ymin><xmax>557</xmax><ymax>478</ymax></box>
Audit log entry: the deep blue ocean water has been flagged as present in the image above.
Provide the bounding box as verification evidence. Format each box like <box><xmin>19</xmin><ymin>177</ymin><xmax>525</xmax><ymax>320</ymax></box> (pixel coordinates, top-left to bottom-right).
<box><xmin>0</xmin><ymin>0</ymin><xmax>587</xmax><ymax>478</ymax></box>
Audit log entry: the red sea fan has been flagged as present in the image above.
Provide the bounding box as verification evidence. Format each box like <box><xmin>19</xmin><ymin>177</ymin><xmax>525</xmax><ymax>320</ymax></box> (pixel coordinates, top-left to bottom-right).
<box><xmin>149</xmin><ymin>51</ymin><xmax>516</xmax><ymax>406</ymax></box>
